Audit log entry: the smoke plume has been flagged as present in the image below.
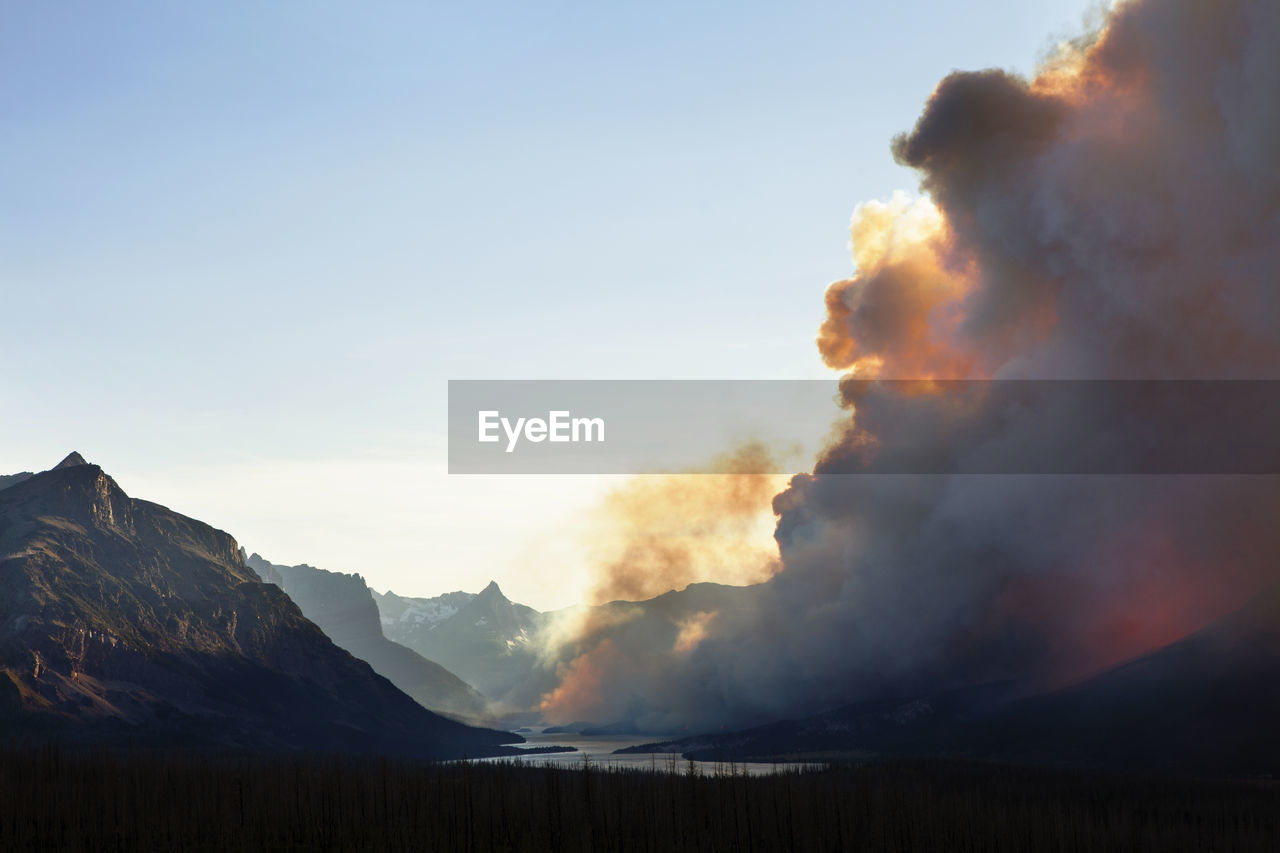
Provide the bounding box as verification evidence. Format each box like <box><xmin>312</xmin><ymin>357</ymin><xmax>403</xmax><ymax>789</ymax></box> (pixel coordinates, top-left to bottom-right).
<box><xmin>582</xmin><ymin>443</ymin><xmax>784</xmax><ymax>606</ymax></box>
<box><xmin>543</xmin><ymin>0</ymin><xmax>1280</xmax><ymax>732</ymax></box>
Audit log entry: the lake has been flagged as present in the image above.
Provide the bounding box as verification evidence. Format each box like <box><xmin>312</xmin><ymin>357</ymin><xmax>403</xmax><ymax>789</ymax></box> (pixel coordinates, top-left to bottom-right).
<box><xmin>474</xmin><ymin>729</ymin><xmax>822</xmax><ymax>776</ymax></box>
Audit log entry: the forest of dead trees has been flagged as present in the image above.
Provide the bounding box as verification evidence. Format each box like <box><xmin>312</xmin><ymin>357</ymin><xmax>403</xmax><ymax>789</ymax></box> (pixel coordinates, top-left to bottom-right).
<box><xmin>1</xmin><ymin>747</ymin><xmax>1278</xmax><ymax>851</ymax></box>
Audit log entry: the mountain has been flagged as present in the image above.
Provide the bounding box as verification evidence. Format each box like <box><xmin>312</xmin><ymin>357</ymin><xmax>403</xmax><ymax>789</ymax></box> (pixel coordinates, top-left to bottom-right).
<box><xmin>376</xmin><ymin>588</ymin><xmax>478</xmax><ymax>631</ymax></box>
<box><xmin>0</xmin><ymin>471</ymin><xmax>34</xmax><ymax>492</ymax></box>
<box><xmin>242</xmin><ymin>549</ymin><xmax>283</xmax><ymax>586</ymax></box>
<box><xmin>961</xmin><ymin>579</ymin><xmax>1280</xmax><ymax>775</ymax></box>
<box><xmin>374</xmin><ymin>582</ymin><xmax>546</xmax><ymax>705</ymax></box>
<box><xmin>621</xmin><ymin>582</ymin><xmax>1280</xmax><ymax>775</ymax></box>
<box><xmin>376</xmin><ymin>579</ymin><xmax>765</xmax><ymax>722</ymax></box>
<box><xmin>0</xmin><ymin>453</ymin><xmax>520</xmax><ymax>758</ymax></box>
<box><xmin>244</xmin><ymin>553</ymin><xmax>491</xmax><ymax>721</ymax></box>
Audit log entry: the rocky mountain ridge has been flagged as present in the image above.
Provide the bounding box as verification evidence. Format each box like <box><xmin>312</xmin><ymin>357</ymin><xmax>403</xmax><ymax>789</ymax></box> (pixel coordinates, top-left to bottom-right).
<box><xmin>0</xmin><ymin>453</ymin><xmax>519</xmax><ymax>758</ymax></box>
<box><xmin>373</xmin><ymin>581</ymin><xmax>546</xmax><ymax>706</ymax></box>
<box><xmin>245</xmin><ymin>553</ymin><xmax>491</xmax><ymax>721</ymax></box>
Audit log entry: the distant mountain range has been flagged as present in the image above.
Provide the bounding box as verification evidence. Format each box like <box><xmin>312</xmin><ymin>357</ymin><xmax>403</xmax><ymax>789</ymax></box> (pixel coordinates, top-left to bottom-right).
<box><xmin>0</xmin><ymin>454</ymin><xmax>520</xmax><ymax>759</ymax></box>
<box><xmin>8</xmin><ymin>452</ymin><xmax>1276</xmax><ymax>774</ymax></box>
<box><xmin>375</xmin><ymin>580</ymin><xmax>773</xmax><ymax>729</ymax></box>
<box><xmin>244</xmin><ymin>553</ymin><xmax>491</xmax><ymax>722</ymax></box>
<box><xmin>373</xmin><ymin>583</ymin><xmax>547</xmax><ymax>707</ymax></box>
<box><xmin>371</xmin><ymin>580</ymin><xmax>762</xmax><ymax>721</ymax></box>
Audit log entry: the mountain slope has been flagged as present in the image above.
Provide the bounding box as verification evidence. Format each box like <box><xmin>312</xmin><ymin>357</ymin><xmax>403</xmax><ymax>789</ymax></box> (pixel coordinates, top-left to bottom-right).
<box><xmin>245</xmin><ymin>554</ymin><xmax>491</xmax><ymax>721</ymax></box>
<box><xmin>963</xmin><ymin>580</ymin><xmax>1280</xmax><ymax>774</ymax></box>
<box><xmin>0</xmin><ymin>471</ymin><xmax>34</xmax><ymax>492</ymax></box>
<box><xmin>622</xmin><ymin>582</ymin><xmax>1280</xmax><ymax>775</ymax></box>
<box><xmin>0</xmin><ymin>454</ymin><xmax>519</xmax><ymax>758</ymax></box>
<box><xmin>377</xmin><ymin>580</ymin><xmax>766</xmax><ymax>720</ymax></box>
<box><xmin>374</xmin><ymin>582</ymin><xmax>546</xmax><ymax>705</ymax></box>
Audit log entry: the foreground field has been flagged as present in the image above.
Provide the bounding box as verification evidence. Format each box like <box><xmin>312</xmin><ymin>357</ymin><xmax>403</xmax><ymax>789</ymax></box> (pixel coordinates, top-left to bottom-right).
<box><xmin>1</xmin><ymin>748</ymin><xmax>1277</xmax><ymax>851</ymax></box>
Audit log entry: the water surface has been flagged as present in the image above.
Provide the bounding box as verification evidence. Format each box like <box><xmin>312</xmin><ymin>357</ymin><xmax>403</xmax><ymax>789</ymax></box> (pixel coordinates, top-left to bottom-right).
<box><xmin>476</xmin><ymin>729</ymin><xmax>821</xmax><ymax>776</ymax></box>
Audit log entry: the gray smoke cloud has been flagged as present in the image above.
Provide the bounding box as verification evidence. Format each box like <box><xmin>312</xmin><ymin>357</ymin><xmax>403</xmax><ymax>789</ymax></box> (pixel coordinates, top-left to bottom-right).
<box><xmin>540</xmin><ymin>0</ymin><xmax>1280</xmax><ymax>733</ymax></box>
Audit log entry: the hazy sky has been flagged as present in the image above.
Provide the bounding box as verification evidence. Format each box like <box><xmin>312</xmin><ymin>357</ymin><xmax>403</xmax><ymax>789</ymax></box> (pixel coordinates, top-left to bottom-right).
<box><xmin>2</xmin><ymin>0</ymin><xmax>1096</xmax><ymax>610</ymax></box>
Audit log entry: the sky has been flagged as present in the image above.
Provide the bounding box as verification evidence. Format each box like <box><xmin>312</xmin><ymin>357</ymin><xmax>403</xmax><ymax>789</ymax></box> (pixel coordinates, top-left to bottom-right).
<box><xmin>1</xmin><ymin>0</ymin><xmax>1098</xmax><ymax>610</ymax></box>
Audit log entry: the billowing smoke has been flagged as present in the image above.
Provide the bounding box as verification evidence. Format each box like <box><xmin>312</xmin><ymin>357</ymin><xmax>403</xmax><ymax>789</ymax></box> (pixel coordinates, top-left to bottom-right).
<box><xmin>582</xmin><ymin>443</ymin><xmax>784</xmax><ymax>605</ymax></box>
<box><xmin>541</xmin><ymin>0</ymin><xmax>1280</xmax><ymax>732</ymax></box>
<box><xmin>537</xmin><ymin>444</ymin><xmax>782</xmax><ymax>724</ymax></box>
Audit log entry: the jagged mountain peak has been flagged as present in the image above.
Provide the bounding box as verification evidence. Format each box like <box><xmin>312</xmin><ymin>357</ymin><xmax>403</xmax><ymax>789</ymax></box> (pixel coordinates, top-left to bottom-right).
<box><xmin>4</xmin><ymin>455</ymin><xmax>136</xmax><ymax>536</ymax></box>
<box><xmin>373</xmin><ymin>582</ymin><xmax>547</xmax><ymax>706</ymax></box>
<box><xmin>0</xmin><ymin>461</ymin><xmax>517</xmax><ymax>757</ymax></box>
<box><xmin>53</xmin><ymin>451</ymin><xmax>89</xmax><ymax>469</ymax></box>
<box><xmin>243</xmin><ymin>553</ymin><xmax>492</xmax><ymax>720</ymax></box>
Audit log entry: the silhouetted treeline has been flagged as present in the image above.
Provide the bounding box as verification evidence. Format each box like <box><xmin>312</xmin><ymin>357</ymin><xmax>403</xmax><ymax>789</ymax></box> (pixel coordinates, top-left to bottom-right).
<box><xmin>1</xmin><ymin>748</ymin><xmax>1278</xmax><ymax>851</ymax></box>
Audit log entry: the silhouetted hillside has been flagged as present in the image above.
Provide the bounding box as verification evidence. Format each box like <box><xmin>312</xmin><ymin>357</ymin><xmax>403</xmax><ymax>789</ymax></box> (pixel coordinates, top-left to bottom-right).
<box><xmin>624</xmin><ymin>581</ymin><xmax>1280</xmax><ymax>775</ymax></box>
<box><xmin>0</xmin><ymin>471</ymin><xmax>33</xmax><ymax>492</ymax></box>
<box><xmin>966</xmin><ymin>580</ymin><xmax>1280</xmax><ymax>775</ymax></box>
<box><xmin>247</xmin><ymin>553</ymin><xmax>491</xmax><ymax>720</ymax></box>
<box><xmin>0</xmin><ymin>454</ymin><xmax>519</xmax><ymax>758</ymax></box>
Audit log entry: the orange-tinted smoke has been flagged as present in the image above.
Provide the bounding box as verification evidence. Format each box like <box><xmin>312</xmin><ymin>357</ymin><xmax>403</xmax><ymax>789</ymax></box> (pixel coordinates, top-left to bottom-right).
<box><xmin>817</xmin><ymin>194</ymin><xmax>976</xmax><ymax>380</ymax></box>
<box><xmin>582</xmin><ymin>443</ymin><xmax>785</xmax><ymax>606</ymax></box>
<box><xmin>673</xmin><ymin>610</ymin><xmax>718</xmax><ymax>655</ymax></box>
<box><xmin>815</xmin><ymin>25</ymin><xmax>1137</xmax><ymax>383</ymax></box>
<box><xmin>547</xmin><ymin>0</ymin><xmax>1280</xmax><ymax>730</ymax></box>
<box><xmin>538</xmin><ymin>639</ymin><xmax>628</xmax><ymax>724</ymax></box>
<box><xmin>809</xmin><ymin>0</ymin><xmax>1280</xmax><ymax>694</ymax></box>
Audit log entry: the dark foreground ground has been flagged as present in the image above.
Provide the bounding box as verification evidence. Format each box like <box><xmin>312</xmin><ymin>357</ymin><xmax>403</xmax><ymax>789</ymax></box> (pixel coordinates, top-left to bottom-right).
<box><xmin>1</xmin><ymin>748</ymin><xmax>1277</xmax><ymax>852</ymax></box>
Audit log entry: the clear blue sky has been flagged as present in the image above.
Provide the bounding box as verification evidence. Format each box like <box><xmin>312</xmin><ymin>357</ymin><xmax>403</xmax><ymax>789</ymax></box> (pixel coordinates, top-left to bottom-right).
<box><xmin>1</xmin><ymin>0</ymin><xmax>1096</xmax><ymax>609</ymax></box>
